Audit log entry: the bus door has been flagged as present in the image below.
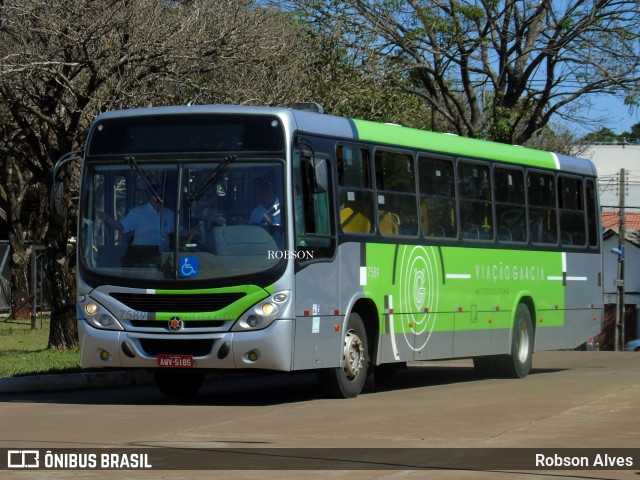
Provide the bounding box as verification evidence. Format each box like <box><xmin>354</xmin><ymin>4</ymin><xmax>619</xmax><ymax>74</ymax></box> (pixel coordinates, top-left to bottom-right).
<box><xmin>291</xmin><ymin>150</ymin><xmax>341</xmax><ymax>370</ymax></box>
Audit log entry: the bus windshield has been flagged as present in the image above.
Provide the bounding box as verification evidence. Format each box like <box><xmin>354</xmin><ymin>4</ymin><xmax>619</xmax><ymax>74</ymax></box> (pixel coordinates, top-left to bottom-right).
<box><xmin>80</xmin><ymin>159</ymin><xmax>285</xmax><ymax>282</ymax></box>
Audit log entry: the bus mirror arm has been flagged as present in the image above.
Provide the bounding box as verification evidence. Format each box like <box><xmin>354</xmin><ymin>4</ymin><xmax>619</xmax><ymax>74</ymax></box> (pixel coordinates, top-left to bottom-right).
<box><xmin>50</xmin><ymin>150</ymin><xmax>83</xmax><ymax>215</ymax></box>
<box><xmin>295</xmin><ymin>136</ymin><xmax>327</xmax><ymax>194</ymax></box>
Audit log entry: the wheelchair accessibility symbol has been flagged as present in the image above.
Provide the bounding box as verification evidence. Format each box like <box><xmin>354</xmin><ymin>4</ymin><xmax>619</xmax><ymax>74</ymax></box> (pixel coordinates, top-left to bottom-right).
<box><xmin>179</xmin><ymin>256</ymin><xmax>199</xmax><ymax>278</ymax></box>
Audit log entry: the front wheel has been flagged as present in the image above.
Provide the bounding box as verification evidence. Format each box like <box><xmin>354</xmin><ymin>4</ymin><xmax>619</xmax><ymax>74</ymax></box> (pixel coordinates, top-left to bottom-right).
<box><xmin>319</xmin><ymin>312</ymin><xmax>369</xmax><ymax>398</ymax></box>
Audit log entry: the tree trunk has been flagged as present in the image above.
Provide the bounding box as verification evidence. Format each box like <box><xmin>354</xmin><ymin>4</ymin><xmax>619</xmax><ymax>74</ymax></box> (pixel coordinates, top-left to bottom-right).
<box><xmin>5</xmin><ymin>156</ymin><xmax>32</xmax><ymax>321</ymax></box>
<box><xmin>46</xmin><ymin>245</ymin><xmax>77</xmax><ymax>350</ymax></box>
<box><xmin>9</xmin><ymin>246</ymin><xmax>30</xmax><ymax>321</ymax></box>
<box><xmin>45</xmin><ymin>179</ymin><xmax>78</xmax><ymax>351</ymax></box>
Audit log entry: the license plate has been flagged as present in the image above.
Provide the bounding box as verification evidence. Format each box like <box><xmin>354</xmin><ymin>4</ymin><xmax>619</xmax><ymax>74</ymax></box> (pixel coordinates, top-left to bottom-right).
<box><xmin>156</xmin><ymin>354</ymin><xmax>194</xmax><ymax>368</ymax></box>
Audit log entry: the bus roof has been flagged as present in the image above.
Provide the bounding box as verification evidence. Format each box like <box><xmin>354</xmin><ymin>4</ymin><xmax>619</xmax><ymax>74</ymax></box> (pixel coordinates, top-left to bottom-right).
<box><xmin>91</xmin><ymin>104</ymin><xmax>596</xmax><ymax>176</ymax></box>
<box><xmin>291</xmin><ymin>110</ymin><xmax>596</xmax><ymax>176</ymax></box>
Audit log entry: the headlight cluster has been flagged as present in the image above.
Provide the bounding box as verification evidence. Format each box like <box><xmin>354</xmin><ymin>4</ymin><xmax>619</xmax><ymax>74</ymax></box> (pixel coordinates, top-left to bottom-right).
<box><xmin>232</xmin><ymin>290</ymin><xmax>291</xmax><ymax>332</ymax></box>
<box><xmin>78</xmin><ymin>294</ymin><xmax>123</xmax><ymax>331</ymax></box>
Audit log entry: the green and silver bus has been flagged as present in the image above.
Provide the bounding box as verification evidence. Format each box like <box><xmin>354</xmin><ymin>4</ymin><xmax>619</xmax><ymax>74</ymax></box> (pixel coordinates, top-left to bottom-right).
<box><xmin>76</xmin><ymin>104</ymin><xmax>602</xmax><ymax>398</ymax></box>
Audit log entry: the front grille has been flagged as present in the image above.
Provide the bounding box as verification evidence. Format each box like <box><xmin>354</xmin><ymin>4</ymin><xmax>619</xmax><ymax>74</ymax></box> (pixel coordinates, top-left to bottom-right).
<box><xmin>129</xmin><ymin>320</ymin><xmax>226</xmax><ymax>329</ymax></box>
<box><xmin>111</xmin><ymin>292</ymin><xmax>245</xmax><ymax>312</ymax></box>
<box><xmin>139</xmin><ymin>339</ymin><xmax>215</xmax><ymax>357</ymax></box>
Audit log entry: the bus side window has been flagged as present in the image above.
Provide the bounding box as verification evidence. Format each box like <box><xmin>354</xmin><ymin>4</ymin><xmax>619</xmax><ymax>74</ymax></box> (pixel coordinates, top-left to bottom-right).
<box><xmin>418</xmin><ymin>155</ymin><xmax>457</xmax><ymax>238</ymax></box>
<box><xmin>294</xmin><ymin>152</ymin><xmax>334</xmax><ymax>256</ymax></box>
<box><xmin>374</xmin><ymin>149</ymin><xmax>418</xmax><ymax>236</ymax></box>
<box><xmin>458</xmin><ymin>161</ymin><xmax>493</xmax><ymax>241</ymax></box>
<box><xmin>527</xmin><ymin>171</ymin><xmax>558</xmax><ymax>245</ymax></box>
<box><xmin>558</xmin><ymin>175</ymin><xmax>586</xmax><ymax>246</ymax></box>
<box><xmin>337</xmin><ymin>145</ymin><xmax>374</xmax><ymax>234</ymax></box>
<box><xmin>494</xmin><ymin>167</ymin><xmax>526</xmax><ymax>243</ymax></box>
<box><xmin>586</xmin><ymin>178</ymin><xmax>599</xmax><ymax>248</ymax></box>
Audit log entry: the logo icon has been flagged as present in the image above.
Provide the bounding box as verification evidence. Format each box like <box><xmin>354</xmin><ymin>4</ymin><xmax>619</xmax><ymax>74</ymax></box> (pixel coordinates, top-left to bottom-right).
<box><xmin>179</xmin><ymin>256</ymin><xmax>198</xmax><ymax>277</ymax></box>
<box><xmin>413</xmin><ymin>268</ymin><xmax>426</xmax><ymax>307</ymax></box>
<box><xmin>168</xmin><ymin>316</ymin><xmax>184</xmax><ymax>332</ymax></box>
<box><xmin>7</xmin><ymin>450</ymin><xmax>40</xmax><ymax>469</ymax></box>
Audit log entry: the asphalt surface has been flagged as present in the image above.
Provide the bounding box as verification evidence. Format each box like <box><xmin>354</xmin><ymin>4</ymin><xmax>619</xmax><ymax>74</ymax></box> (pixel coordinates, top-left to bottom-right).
<box><xmin>1</xmin><ymin>352</ymin><xmax>638</xmax><ymax>479</ymax></box>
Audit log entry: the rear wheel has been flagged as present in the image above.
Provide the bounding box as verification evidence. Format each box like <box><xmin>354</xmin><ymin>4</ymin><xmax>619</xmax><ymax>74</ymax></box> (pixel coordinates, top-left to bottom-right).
<box><xmin>319</xmin><ymin>312</ymin><xmax>369</xmax><ymax>398</ymax></box>
<box><xmin>153</xmin><ymin>370</ymin><xmax>205</xmax><ymax>400</ymax></box>
<box><xmin>474</xmin><ymin>303</ymin><xmax>533</xmax><ymax>379</ymax></box>
<box><xmin>495</xmin><ymin>303</ymin><xmax>534</xmax><ymax>378</ymax></box>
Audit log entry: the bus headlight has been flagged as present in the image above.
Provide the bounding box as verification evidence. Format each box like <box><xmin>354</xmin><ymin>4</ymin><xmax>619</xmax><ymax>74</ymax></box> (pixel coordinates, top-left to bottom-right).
<box><xmin>232</xmin><ymin>290</ymin><xmax>291</xmax><ymax>331</ymax></box>
<box><xmin>85</xmin><ymin>302</ymin><xmax>99</xmax><ymax>315</ymax></box>
<box><xmin>79</xmin><ymin>296</ymin><xmax>123</xmax><ymax>331</ymax></box>
<box><xmin>261</xmin><ymin>303</ymin><xmax>275</xmax><ymax>316</ymax></box>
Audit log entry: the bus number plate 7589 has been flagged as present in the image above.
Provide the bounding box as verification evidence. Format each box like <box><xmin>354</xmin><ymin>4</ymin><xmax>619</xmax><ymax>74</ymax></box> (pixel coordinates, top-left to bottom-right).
<box><xmin>156</xmin><ymin>354</ymin><xmax>194</xmax><ymax>368</ymax></box>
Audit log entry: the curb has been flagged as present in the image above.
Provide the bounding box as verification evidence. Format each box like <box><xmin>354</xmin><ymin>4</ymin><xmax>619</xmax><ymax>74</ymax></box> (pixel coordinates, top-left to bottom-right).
<box><xmin>0</xmin><ymin>370</ymin><xmax>154</xmax><ymax>394</ymax></box>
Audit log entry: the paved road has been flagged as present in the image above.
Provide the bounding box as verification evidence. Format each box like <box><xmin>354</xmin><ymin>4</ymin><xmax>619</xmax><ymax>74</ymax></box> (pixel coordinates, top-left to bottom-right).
<box><xmin>0</xmin><ymin>351</ymin><xmax>638</xmax><ymax>479</ymax></box>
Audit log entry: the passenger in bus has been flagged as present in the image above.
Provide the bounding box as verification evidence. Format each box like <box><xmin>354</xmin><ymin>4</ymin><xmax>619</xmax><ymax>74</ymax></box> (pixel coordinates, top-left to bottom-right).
<box><xmin>249</xmin><ymin>178</ymin><xmax>281</xmax><ymax>227</ymax></box>
<box><xmin>187</xmin><ymin>189</ymin><xmax>226</xmax><ymax>244</ymax></box>
<box><xmin>248</xmin><ymin>178</ymin><xmax>283</xmax><ymax>249</ymax></box>
<box><xmin>98</xmin><ymin>186</ymin><xmax>175</xmax><ymax>253</ymax></box>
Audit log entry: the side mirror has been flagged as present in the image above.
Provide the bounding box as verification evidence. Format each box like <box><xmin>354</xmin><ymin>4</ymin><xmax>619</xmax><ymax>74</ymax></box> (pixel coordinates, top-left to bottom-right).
<box><xmin>50</xmin><ymin>150</ymin><xmax>83</xmax><ymax>215</ymax></box>
<box><xmin>314</xmin><ymin>157</ymin><xmax>328</xmax><ymax>194</ymax></box>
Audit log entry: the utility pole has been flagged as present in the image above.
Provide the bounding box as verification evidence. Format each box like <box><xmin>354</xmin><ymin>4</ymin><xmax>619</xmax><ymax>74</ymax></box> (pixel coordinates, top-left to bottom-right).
<box><xmin>614</xmin><ymin>168</ymin><xmax>626</xmax><ymax>351</ymax></box>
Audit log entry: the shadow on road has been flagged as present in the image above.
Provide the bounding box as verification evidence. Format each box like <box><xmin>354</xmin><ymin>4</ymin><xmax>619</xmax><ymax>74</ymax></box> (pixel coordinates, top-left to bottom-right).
<box><xmin>0</xmin><ymin>363</ymin><xmax>567</xmax><ymax>407</ymax></box>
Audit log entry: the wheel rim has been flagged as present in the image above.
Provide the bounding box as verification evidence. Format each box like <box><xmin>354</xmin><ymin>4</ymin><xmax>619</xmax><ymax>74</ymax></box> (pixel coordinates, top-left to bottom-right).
<box><xmin>343</xmin><ymin>329</ymin><xmax>364</xmax><ymax>381</ymax></box>
<box><xmin>516</xmin><ymin>318</ymin><xmax>530</xmax><ymax>364</ymax></box>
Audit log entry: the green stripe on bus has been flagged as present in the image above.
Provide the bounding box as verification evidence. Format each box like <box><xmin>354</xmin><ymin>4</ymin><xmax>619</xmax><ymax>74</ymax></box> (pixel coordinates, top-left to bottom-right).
<box><xmin>154</xmin><ymin>284</ymin><xmax>271</xmax><ymax>320</ymax></box>
<box><xmin>351</xmin><ymin>119</ymin><xmax>557</xmax><ymax>169</ymax></box>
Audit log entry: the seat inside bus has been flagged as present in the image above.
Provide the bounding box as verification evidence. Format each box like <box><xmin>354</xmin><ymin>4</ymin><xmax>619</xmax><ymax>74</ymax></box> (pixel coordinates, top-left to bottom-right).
<box><xmin>209</xmin><ymin>225</ymin><xmax>277</xmax><ymax>256</ymax></box>
<box><xmin>340</xmin><ymin>207</ymin><xmax>372</xmax><ymax>233</ymax></box>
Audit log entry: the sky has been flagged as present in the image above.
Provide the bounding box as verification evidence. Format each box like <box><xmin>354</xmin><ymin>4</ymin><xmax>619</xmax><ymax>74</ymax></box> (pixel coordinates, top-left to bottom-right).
<box><xmin>575</xmin><ymin>95</ymin><xmax>640</xmax><ymax>136</ymax></box>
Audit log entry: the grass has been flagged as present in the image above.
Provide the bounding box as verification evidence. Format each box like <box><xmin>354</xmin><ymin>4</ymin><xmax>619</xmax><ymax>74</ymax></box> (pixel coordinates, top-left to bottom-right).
<box><xmin>0</xmin><ymin>318</ymin><xmax>80</xmax><ymax>377</ymax></box>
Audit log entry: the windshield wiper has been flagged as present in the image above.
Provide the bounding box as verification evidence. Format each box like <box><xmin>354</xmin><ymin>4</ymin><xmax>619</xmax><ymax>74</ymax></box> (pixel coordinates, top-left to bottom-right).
<box><xmin>124</xmin><ymin>156</ymin><xmax>163</xmax><ymax>204</ymax></box>
<box><xmin>189</xmin><ymin>155</ymin><xmax>237</xmax><ymax>202</ymax></box>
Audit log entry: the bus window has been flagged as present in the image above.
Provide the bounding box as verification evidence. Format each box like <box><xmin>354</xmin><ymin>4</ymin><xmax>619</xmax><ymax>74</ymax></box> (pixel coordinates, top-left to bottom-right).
<box><xmin>458</xmin><ymin>161</ymin><xmax>493</xmax><ymax>241</ymax></box>
<box><xmin>527</xmin><ymin>171</ymin><xmax>558</xmax><ymax>245</ymax></box>
<box><xmin>374</xmin><ymin>150</ymin><xmax>418</xmax><ymax>236</ymax></box>
<box><xmin>558</xmin><ymin>175</ymin><xmax>586</xmax><ymax>246</ymax></box>
<box><xmin>494</xmin><ymin>167</ymin><xmax>526</xmax><ymax>243</ymax></box>
<box><xmin>418</xmin><ymin>155</ymin><xmax>457</xmax><ymax>238</ymax></box>
<box><xmin>337</xmin><ymin>145</ymin><xmax>374</xmax><ymax>234</ymax></box>
<box><xmin>586</xmin><ymin>179</ymin><xmax>599</xmax><ymax>248</ymax></box>
<box><xmin>294</xmin><ymin>152</ymin><xmax>335</xmax><ymax>256</ymax></box>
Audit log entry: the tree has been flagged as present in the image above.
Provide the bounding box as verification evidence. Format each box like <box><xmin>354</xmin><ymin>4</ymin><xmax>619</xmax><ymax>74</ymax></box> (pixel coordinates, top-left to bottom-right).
<box><xmin>524</xmin><ymin>123</ymin><xmax>587</xmax><ymax>156</ymax></box>
<box><xmin>579</xmin><ymin>123</ymin><xmax>640</xmax><ymax>143</ymax></box>
<box><xmin>283</xmin><ymin>0</ymin><xmax>640</xmax><ymax>145</ymax></box>
<box><xmin>0</xmin><ymin>0</ymin><xmax>317</xmax><ymax>348</ymax></box>
<box><xmin>581</xmin><ymin>127</ymin><xmax>619</xmax><ymax>143</ymax></box>
<box><xmin>296</xmin><ymin>20</ymin><xmax>432</xmax><ymax>127</ymax></box>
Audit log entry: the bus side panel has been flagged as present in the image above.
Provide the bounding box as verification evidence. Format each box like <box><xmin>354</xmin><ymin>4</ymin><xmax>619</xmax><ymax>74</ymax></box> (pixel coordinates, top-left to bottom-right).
<box><xmin>292</xmin><ymin>258</ymin><xmax>343</xmax><ymax>370</ymax></box>
<box><xmin>363</xmin><ymin>243</ymin><xmax>455</xmax><ymax>364</ymax></box>
<box><xmin>439</xmin><ymin>246</ymin><xmax>565</xmax><ymax>359</ymax></box>
<box><xmin>565</xmin><ymin>252</ymin><xmax>603</xmax><ymax>346</ymax></box>
<box><xmin>414</xmin><ymin>313</ymin><xmax>455</xmax><ymax>360</ymax></box>
<box><xmin>535</xmin><ymin>251</ymin><xmax>602</xmax><ymax>351</ymax></box>
<box><xmin>336</xmin><ymin>242</ymin><xmax>420</xmax><ymax>365</ymax></box>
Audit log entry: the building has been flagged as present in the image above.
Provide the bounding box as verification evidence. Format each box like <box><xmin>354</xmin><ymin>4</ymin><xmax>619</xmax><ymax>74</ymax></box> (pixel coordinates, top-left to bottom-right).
<box><xmin>582</xmin><ymin>145</ymin><xmax>640</xmax><ymax>348</ymax></box>
<box><xmin>582</xmin><ymin>144</ymin><xmax>640</xmax><ymax>210</ymax></box>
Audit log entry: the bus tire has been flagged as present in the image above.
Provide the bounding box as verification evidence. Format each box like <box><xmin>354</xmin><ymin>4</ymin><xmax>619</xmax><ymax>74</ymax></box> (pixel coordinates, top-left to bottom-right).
<box><xmin>495</xmin><ymin>303</ymin><xmax>533</xmax><ymax>378</ymax></box>
<box><xmin>153</xmin><ymin>370</ymin><xmax>205</xmax><ymax>400</ymax></box>
<box><xmin>319</xmin><ymin>312</ymin><xmax>369</xmax><ymax>398</ymax></box>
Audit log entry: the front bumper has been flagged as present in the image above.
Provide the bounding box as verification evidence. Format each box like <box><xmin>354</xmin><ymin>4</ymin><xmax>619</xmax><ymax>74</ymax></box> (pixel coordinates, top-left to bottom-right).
<box><xmin>79</xmin><ymin>318</ymin><xmax>294</xmax><ymax>371</ymax></box>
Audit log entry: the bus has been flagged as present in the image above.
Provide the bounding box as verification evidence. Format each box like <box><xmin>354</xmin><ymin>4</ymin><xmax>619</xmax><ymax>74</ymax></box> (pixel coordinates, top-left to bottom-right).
<box><xmin>74</xmin><ymin>104</ymin><xmax>602</xmax><ymax>399</ymax></box>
